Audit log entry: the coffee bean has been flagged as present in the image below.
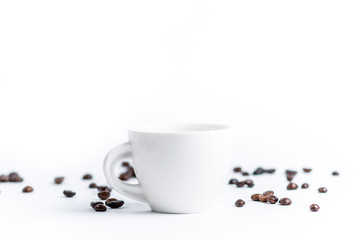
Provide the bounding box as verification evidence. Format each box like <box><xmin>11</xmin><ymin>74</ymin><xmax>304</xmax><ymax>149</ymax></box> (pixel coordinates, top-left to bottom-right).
<box><xmin>90</xmin><ymin>201</ymin><xmax>103</xmax><ymax>208</ymax></box>
<box><xmin>303</xmin><ymin>168</ymin><xmax>312</xmax><ymax>173</ymax></box>
<box><xmin>98</xmin><ymin>190</ymin><xmax>110</xmax><ymax>200</ymax></box>
<box><xmin>265</xmin><ymin>169</ymin><xmax>276</xmax><ymax>174</ymax></box>
<box><xmin>259</xmin><ymin>195</ymin><xmax>268</xmax><ymax>202</ymax></box>
<box><xmin>285</xmin><ymin>170</ymin><xmax>297</xmax><ymax>176</ymax></box>
<box><xmin>9</xmin><ymin>172</ymin><xmax>23</xmax><ymax>182</ymax></box>
<box><xmin>235</xmin><ymin>199</ymin><xmax>245</xmax><ymax>207</ymax></box>
<box><xmin>310</xmin><ymin>204</ymin><xmax>320</xmax><ymax>212</ymax></box>
<box><xmin>236</xmin><ymin>181</ymin><xmax>246</xmax><ymax>187</ymax></box>
<box><xmin>263</xmin><ymin>190</ymin><xmax>274</xmax><ymax>196</ymax></box>
<box><xmin>63</xmin><ymin>190</ymin><xmax>76</xmax><ymax>197</ymax></box>
<box><xmin>97</xmin><ymin>186</ymin><xmax>112</xmax><ymax>192</ymax></box>
<box><xmin>22</xmin><ymin>186</ymin><xmax>33</xmax><ymax>193</ymax></box>
<box><xmin>229</xmin><ymin>178</ymin><xmax>238</xmax><ymax>185</ymax></box>
<box><xmin>242</xmin><ymin>172</ymin><xmax>249</xmax><ymax>176</ymax></box>
<box><xmin>318</xmin><ymin>187</ymin><xmax>327</xmax><ymax>193</ymax></box>
<box><xmin>54</xmin><ymin>177</ymin><xmax>64</xmax><ymax>184</ymax></box>
<box><xmin>122</xmin><ymin>161</ymin><xmax>130</xmax><ymax>167</ymax></box>
<box><xmin>82</xmin><ymin>174</ymin><xmax>92</xmax><ymax>180</ymax></box>
<box><xmin>94</xmin><ymin>204</ymin><xmax>107</xmax><ymax>212</ymax></box>
<box><xmin>89</xmin><ymin>183</ymin><xmax>97</xmax><ymax>188</ymax></box>
<box><xmin>233</xmin><ymin>167</ymin><xmax>242</xmax><ymax>173</ymax></box>
<box><xmin>119</xmin><ymin>172</ymin><xmax>132</xmax><ymax>181</ymax></box>
<box><xmin>0</xmin><ymin>175</ymin><xmax>9</xmax><ymax>182</ymax></box>
<box><xmin>279</xmin><ymin>198</ymin><xmax>292</xmax><ymax>205</ymax></box>
<box><xmin>245</xmin><ymin>179</ymin><xmax>253</xmax><ymax>185</ymax></box>
<box><xmin>105</xmin><ymin>198</ymin><xmax>118</xmax><ymax>206</ymax></box>
<box><xmin>301</xmin><ymin>183</ymin><xmax>309</xmax><ymax>189</ymax></box>
<box><xmin>253</xmin><ymin>167</ymin><xmax>265</xmax><ymax>175</ymax></box>
<box><xmin>332</xmin><ymin>171</ymin><xmax>339</xmax><ymax>176</ymax></box>
<box><xmin>251</xmin><ymin>193</ymin><xmax>262</xmax><ymax>201</ymax></box>
<box><xmin>107</xmin><ymin>200</ymin><xmax>125</xmax><ymax>209</ymax></box>
<box><xmin>286</xmin><ymin>175</ymin><xmax>294</xmax><ymax>181</ymax></box>
<box><xmin>247</xmin><ymin>182</ymin><xmax>254</xmax><ymax>187</ymax></box>
<box><xmin>267</xmin><ymin>195</ymin><xmax>279</xmax><ymax>204</ymax></box>
<box><xmin>287</xmin><ymin>182</ymin><xmax>298</xmax><ymax>190</ymax></box>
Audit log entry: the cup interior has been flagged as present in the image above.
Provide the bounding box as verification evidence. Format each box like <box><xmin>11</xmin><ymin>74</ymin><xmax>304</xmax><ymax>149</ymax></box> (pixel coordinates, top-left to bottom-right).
<box><xmin>128</xmin><ymin>123</ymin><xmax>230</xmax><ymax>134</ymax></box>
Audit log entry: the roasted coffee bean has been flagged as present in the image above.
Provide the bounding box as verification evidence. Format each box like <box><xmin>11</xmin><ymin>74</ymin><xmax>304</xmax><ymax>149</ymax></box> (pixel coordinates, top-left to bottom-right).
<box><xmin>318</xmin><ymin>187</ymin><xmax>327</xmax><ymax>193</ymax></box>
<box><xmin>54</xmin><ymin>177</ymin><xmax>64</xmax><ymax>184</ymax></box>
<box><xmin>233</xmin><ymin>167</ymin><xmax>242</xmax><ymax>173</ymax></box>
<box><xmin>310</xmin><ymin>204</ymin><xmax>320</xmax><ymax>212</ymax></box>
<box><xmin>90</xmin><ymin>201</ymin><xmax>103</xmax><ymax>208</ymax></box>
<box><xmin>236</xmin><ymin>181</ymin><xmax>246</xmax><ymax>187</ymax></box>
<box><xmin>105</xmin><ymin>198</ymin><xmax>117</xmax><ymax>206</ymax></box>
<box><xmin>303</xmin><ymin>168</ymin><xmax>312</xmax><ymax>173</ymax></box>
<box><xmin>97</xmin><ymin>186</ymin><xmax>112</xmax><ymax>192</ymax></box>
<box><xmin>119</xmin><ymin>172</ymin><xmax>132</xmax><ymax>181</ymax></box>
<box><xmin>285</xmin><ymin>170</ymin><xmax>297</xmax><ymax>176</ymax></box>
<box><xmin>242</xmin><ymin>172</ymin><xmax>249</xmax><ymax>176</ymax></box>
<box><xmin>251</xmin><ymin>193</ymin><xmax>262</xmax><ymax>201</ymax></box>
<box><xmin>22</xmin><ymin>186</ymin><xmax>33</xmax><ymax>193</ymax></box>
<box><xmin>82</xmin><ymin>174</ymin><xmax>92</xmax><ymax>180</ymax></box>
<box><xmin>245</xmin><ymin>179</ymin><xmax>253</xmax><ymax>184</ymax></box>
<box><xmin>286</xmin><ymin>175</ymin><xmax>294</xmax><ymax>181</ymax></box>
<box><xmin>122</xmin><ymin>161</ymin><xmax>130</xmax><ymax>167</ymax></box>
<box><xmin>253</xmin><ymin>167</ymin><xmax>265</xmax><ymax>175</ymax></box>
<box><xmin>9</xmin><ymin>172</ymin><xmax>19</xmax><ymax>178</ymax></box>
<box><xmin>279</xmin><ymin>198</ymin><xmax>292</xmax><ymax>205</ymax></box>
<box><xmin>89</xmin><ymin>183</ymin><xmax>97</xmax><ymax>188</ymax></box>
<box><xmin>228</xmin><ymin>178</ymin><xmax>238</xmax><ymax>185</ymax></box>
<box><xmin>128</xmin><ymin>167</ymin><xmax>136</xmax><ymax>177</ymax></box>
<box><xmin>267</xmin><ymin>195</ymin><xmax>278</xmax><ymax>204</ymax></box>
<box><xmin>287</xmin><ymin>182</ymin><xmax>298</xmax><ymax>190</ymax></box>
<box><xmin>265</xmin><ymin>169</ymin><xmax>276</xmax><ymax>173</ymax></box>
<box><xmin>9</xmin><ymin>172</ymin><xmax>23</xmax><ymax>182</ymax></box>
<box><xmin>263</xmin><ymin>190</ymin><xmax>274</xmax><ymax>196</ymax></box>
<box><xmin>301</xmin><ymin>183</ymin><xmax>309</xmax><ymax>189</ymax></box>
<box><xmin>247</xmin><ymin>182</ymin><xmax>254</xmax><ymax>187</ymax></box>
<box><xmin>107</xmin><ymin>200</ymin><xmax>125</xmax><ymax>209</ymax></box>
<box><xmin>0</xmin><ymin>175</ymin><xmax>9</xmax><ymax>182</ymax></box>
<box><xmin>235</xmin><ymin>199</ymin><xmax>245</xmax><ymax>207</ymax></box>
<box><xmin>259</xmin><ymin>195</ymin><xmax>268</xmax><ymax>202</ymax></box>
<box><xmin>332</xmin><ymin>171</ymin><xmax>339</xmax><ymax>176</ymax></box>
<box><xmin>94</xmin><ymin>204</ymin><xmax>107</xmax><ymax>212</ymax></box>
<box><xmin>63</xmin><ymin>190</ymin><xmax>76</xmax><ymax>197</ymax></box>
<box><xmin>98</xmin><ymin>190</ymin><xmax>110</xmax><ymax>200</ymax></box>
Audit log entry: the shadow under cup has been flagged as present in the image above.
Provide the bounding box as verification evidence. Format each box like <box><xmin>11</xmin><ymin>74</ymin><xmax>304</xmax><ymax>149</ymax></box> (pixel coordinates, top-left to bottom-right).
<box><xmin>105</xmin><ymin>123</ymin><xmax>233</xmax><ymax>213</ymax></box>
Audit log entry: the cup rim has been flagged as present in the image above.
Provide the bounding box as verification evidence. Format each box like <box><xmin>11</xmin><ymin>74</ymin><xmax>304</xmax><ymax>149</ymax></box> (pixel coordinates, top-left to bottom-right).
<box><xmin>128</xmin><ymin>123</ymin><xmax>231</xmax><ymax>134</ymax></box>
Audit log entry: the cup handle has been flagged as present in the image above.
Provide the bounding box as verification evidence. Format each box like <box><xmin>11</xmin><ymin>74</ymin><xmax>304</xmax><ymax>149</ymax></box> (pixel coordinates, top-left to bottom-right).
<box><xmin>103</xmin><ymin>142</ymin><xmax>147</xmax><ymax>202</ymax></box>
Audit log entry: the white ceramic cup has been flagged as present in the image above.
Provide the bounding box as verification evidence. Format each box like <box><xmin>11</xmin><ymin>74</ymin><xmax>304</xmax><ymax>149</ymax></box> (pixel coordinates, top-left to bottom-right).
<box><xmin>103</xmin><ymin>123</ymin><xmax>233</xmax><ymax>213</ymax></box>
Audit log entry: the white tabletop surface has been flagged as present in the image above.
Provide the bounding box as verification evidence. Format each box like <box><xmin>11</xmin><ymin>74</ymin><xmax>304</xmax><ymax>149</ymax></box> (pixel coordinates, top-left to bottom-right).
<box><xmin>0</xmin><ymin>162</ymin><xmax>356</xmax><ymax>240</ymax></box>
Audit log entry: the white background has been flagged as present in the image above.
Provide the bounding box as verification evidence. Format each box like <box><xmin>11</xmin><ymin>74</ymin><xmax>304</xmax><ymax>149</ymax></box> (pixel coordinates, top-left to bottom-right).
<box><xmin>0</xmin><ymin>0</ymin><xmax>359</xmax><ymax>239</ymax></box>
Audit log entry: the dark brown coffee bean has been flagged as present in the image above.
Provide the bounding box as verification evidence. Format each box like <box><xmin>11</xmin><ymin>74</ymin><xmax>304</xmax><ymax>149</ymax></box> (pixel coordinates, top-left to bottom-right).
<box><xmin>251</xmin><ymin>193</ymin><xmax>262</xmax><ymax>201</ymax></box>
<box><xmin>0</xmin><ymin>175</ymin><xmax>9</xmax><ymax>182</ymax></box>
<box><xmin>245</xmin><ymin>179</ymin><xmax>253</xmax><ymax>184</ymax></box>
<box><xmin>318</xmin><ymin>187</ymin><xmax>327</xmax><ymax>193</ymax></box>
<box><xmin>54</xmin><ymin>177</ymin><xmax>64</xmax><ymax>184</ymax></box>
<box><xmin>97</xmin><ymin>186</ymin><xmax>112</xmax><ymax>192</ymax></box>
<box><xmin>9</xmin><ymin>172</ymin><xmax>23</xmax><ymax>182</ymax></box>
<box><xmin>233</xmin><ymin>167</ymin><xmax>242</xmax><ymax>173</ymax></box>
<box><xmin>236</xmin><ymin>181</ymin><xmax>246</xmax><ymax>187</ymax></box>
<box><xmin>235</xmin><ymin>199</ymin><xmax>245</xmax><ymax>207</ymax></box>
<box><xmin>89</xmin><ymin>183</ymin><xmax>97</xmax><ymax>188</ymax></box>
<box><xmin>303</xmin><ymin>168</ymin><xmax>312</xmax><ymax>173</ymax></box>
<box><xmin>119</xmin><ymin>172</ymin><xmax>132</xmax><ymax>181</ymax></box>
<box><xmin>301</xmin><ymin>183</ymin><xmax>309</xmax><ymax>189</ymax></box>
<box><xmin>267</xmin><ymin>195</ymin><xmax>278</xmax><ymax>204</ymax></box>
<box><xmin>263</xmin><ymin>190</ymin><xmax>274</xmax><ymax>196</ymax></box>
<box><xmin>90</xmin><ymin>201</ymin><xmax>103</xmax><ymax>208</ymax></box>
<box><xmin>63</xmin><ymin>190</ymin><xmax>76</xmax><ymax>197</ymax></box>
<box><xmin>287</xmin><ymin>182</ymin><xmax>298</xmax><ymax>190</ymax></box>
<box><xmin>94</xmin><ymin>204</ymin><xmax>107</xmax><ymax>212</ymax></box>
<box><xmin>82</xmin><ymin>174</ymin><xmax>92</xmax><ymax>180</ymax></box>
<box><xmin>122</xmin><ymin>161</ymin><xmax>130</xmax><ymax>167</ymax></box>
<box><xmin>242</xmin><ymin>172</ymin><xmax>249</xmax><ymax>176</ymax></box>
<box><xmin>286</xmin><ymin>175</ymin><xmax>294</xmax><ymax>181</ymax></box>
<box><xmin>107</xmin><ymin>200</ymin><xmax>125</xmax><ymax>208</ymax></box>
<box><xmin>279</xmin><ymin>198</ymin><xmax>292</xmax><ymax>205</ymax></box>
<box><xmin>105</xmin><ymin>198</ymin><xmax>117</xmax><ymax>206</ymax></box>
<box><xmin>228</xmin><ymin>178</ymin><xmax>238</xmax><ymax>185</ymax></box>
<box><xmin>310</xmin><ymin>204</ymin><xmax>320</xmax><ymax>212</ymax></box>
<box><xmin>259</xmin><ymin>195</ymin><xmax>268</xmax><ymax>202</ymax></box>
<box><xmin>22</xmin><ymin>186</ymin><xmax>33</xmax><ymax>193</ymax></box>
<box><xmin>247</xmin><ymin>182</ymin><xmax>254</xmax><ymax>187</ymax></box>
<box><xmin>285</xmin><ymin>170</ymin><xmax>297</xmax><ymax>176</ymax></box>
<box><xmin>9</xmin><ymin>172</ymin><xmax>19</xmax><ymax>178</ymax></box>
<box><xmin>253</xmin><ymin>167</ymin><xmax>265</xmax><ymax>175</ymax></box>
<box><xmin>98</xmin><ymin>190</ymin><xmax>110</xmax><ymax>200</ymax></box>
<box><xmin>332</xmin><ymin>171</ymin><xmax>339</xmax><ymax>176</ymax></box>
<box><xmin>265</xmin><ymin>169</ymin><xmax>276</xmax><ymax>173</ymax></box>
